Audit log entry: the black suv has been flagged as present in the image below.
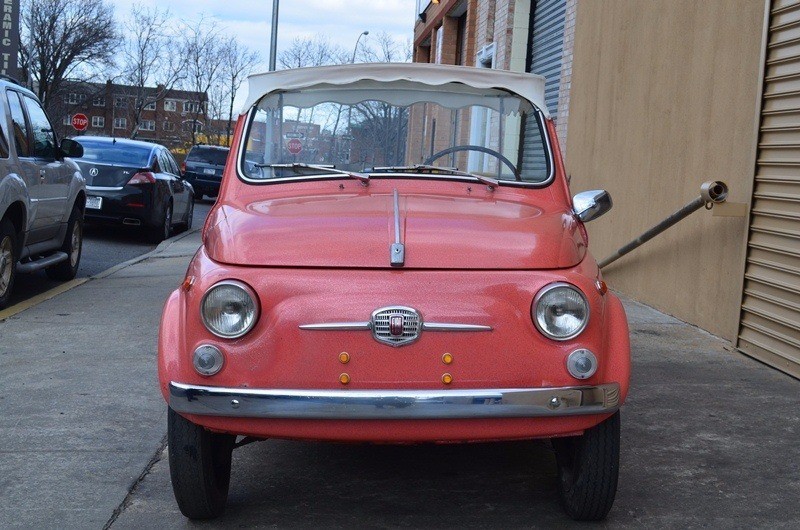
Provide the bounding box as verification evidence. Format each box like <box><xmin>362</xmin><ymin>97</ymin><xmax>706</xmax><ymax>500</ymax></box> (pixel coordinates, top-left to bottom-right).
<box><xmin>181</xmin><ymin>145</ymin><xmax>229</xmax><ymax>200</ymax></box>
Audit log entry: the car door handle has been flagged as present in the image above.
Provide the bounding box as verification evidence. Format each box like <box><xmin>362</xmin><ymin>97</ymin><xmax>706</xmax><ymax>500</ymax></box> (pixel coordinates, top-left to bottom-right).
<box><xmin>39</xmin><ymin>169</ymin><xmax>46</xmax><ymax>181</ymax></box>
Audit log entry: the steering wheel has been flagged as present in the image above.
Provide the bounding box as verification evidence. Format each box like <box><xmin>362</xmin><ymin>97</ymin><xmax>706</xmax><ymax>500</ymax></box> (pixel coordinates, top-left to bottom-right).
<box><xmin>423</xmin><ymin>145</ymin><xmax>520</xmax><ymax>180</ymax></box>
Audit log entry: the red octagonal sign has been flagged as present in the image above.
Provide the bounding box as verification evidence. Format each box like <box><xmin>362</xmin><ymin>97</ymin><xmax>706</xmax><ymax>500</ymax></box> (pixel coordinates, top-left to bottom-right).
<box><xmin>287</xmin><ymin>138</ymin><xmax>303</xmax><ymax>155</ymax></box>
<box><xmin>72</xmin><ymin>113</ymin><xmax>89</xmax><ymax>131</ymax></box>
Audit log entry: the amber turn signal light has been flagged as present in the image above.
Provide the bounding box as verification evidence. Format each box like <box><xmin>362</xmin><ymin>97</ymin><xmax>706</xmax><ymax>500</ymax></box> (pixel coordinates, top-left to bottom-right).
<box><xmin>442</xmin><ymin>373</ymin><xmax>453</xmax><ymax>384</ymax></box>
<box><xmin>339</xmin><ymin>352</ymin><xmax>350</xmax><ymax>364</ymax></box>
<box><xmin>339</xmin><ymin>373</ymin><xmax>350</xmax><ymax>385</ymax></box>
<box><xmin>442</xmin><ymin>353</ymin><xmax>453</xmax><ymax>364</ymax></box>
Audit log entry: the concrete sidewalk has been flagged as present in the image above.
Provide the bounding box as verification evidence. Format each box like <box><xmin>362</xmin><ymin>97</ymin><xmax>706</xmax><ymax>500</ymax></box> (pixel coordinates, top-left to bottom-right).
<box><xmin>1</xmin><ymin>232</ymin><xmax>799</xmax><ymax>528</ymax></box>
<box><xmin>0</xmin><ymin>229</ymin><xmax>202</xmax><ymax>529</ymax></box>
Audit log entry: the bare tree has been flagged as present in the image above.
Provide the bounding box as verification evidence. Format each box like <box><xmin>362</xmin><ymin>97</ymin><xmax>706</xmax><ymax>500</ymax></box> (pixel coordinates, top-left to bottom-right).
<box><xmin>119</xmin><ymin>4</ymin><xmax>185</xmax><ymax>139</ymax></box>
<box><xmin>358</xmin><ymin>31</ymin><xmax>412</xmax><ymax>63</ymax></box>
<box><xmin>180</xmin><ymin>17</ymin><xmax>224</xmax><ymax>146</ymax></box>
<box><xmin>220</xmin><ymin>37</ymin><xmax>260</xmax><ymax>145</ymax></box>
<box><xmin>19</xmin><ymin>0</ymin><xmax>117</xmax><ymax>112</ymax></box>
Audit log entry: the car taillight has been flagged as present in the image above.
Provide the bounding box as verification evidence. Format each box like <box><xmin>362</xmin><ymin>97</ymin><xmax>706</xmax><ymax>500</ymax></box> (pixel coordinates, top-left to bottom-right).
<box><xmin>180</xmin><ymin>162</ymin><xmax>186</xmax><ymax>174</ymax></box>
<box><xmin>128</xmin><ymin>172</ymin><xmax>156</xmax><ymax>185</ymax></box>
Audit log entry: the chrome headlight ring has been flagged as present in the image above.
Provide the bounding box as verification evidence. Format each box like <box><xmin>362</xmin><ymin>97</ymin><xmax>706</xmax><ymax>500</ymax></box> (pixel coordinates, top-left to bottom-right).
<box><xmin>200</xmin><ymin>280</ymin><xmax>260</xmax><ymax>339</ymax></box>
<box><xmin>532</xmin><ymin>282</ymin><xmax>590</xmax><ymax>341</ymax></box>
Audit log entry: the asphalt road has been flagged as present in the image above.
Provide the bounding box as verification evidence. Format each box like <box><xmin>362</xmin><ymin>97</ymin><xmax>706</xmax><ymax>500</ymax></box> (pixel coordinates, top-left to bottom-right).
<box><xmin>7</xmin><ymin>199</ymin><xmax>213</xmax><ymax>308</ymax></box>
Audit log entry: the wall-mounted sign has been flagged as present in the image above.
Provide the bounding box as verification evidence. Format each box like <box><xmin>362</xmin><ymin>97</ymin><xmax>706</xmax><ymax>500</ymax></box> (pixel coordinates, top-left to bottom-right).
<box><xmin>0</xmin><ymin>0</ymin><xmax>20</xmax><ymax>79</ymax></box>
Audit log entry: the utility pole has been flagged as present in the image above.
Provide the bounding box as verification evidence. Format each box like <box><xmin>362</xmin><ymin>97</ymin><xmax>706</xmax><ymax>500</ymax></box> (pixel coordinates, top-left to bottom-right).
<box><xmin>269</xmin><ymin>0</ymin><xmax>279</xmax><ymax>71</ymax></box>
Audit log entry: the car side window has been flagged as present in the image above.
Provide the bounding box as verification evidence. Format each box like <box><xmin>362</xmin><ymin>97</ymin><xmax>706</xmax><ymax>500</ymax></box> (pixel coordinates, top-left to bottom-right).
<box><xmin>165</xmin><ymin>150</ymin><xmax>180</xmax><ymax>175</ymax></box>
<box><xmin>0</xmin><ymin>96</ymin><xmax>9</xmax><ymax>158</ymax></box>
<box><xmin>7</xmin><ymin>91</ymin><xmax>30</xmax><ymax>157</ymax></box>
<box><xmin>22</xmin><ymin>95</ymin><xmax>57</xmax><ymax>160</ymax></box>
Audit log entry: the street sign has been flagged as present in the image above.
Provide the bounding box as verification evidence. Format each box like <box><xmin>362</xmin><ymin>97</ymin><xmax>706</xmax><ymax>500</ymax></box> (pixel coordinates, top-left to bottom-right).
<box><xmin>284</xmin><ymin>132</ymin><xmax>304</xmax><ymax>139</ymax></box>
<box><xmin>72</xmin><ymin>113</ymin><xmax>89</xmax><ymax>131</ymax></box>
<box><xmin>287</xmin><ymin>138</ymin><xmax>303</xmax><ymax>155</ymax></box>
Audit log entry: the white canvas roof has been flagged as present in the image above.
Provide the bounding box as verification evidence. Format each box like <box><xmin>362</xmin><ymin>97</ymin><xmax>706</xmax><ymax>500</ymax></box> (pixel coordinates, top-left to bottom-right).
<box><xmin>243</xmin><ymin>63</ymin><xmax>549</xmax><ymax>117</ymax></box>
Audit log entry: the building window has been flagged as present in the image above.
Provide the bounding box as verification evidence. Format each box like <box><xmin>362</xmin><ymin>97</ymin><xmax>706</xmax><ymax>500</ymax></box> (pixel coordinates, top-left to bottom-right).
<box><xmin>144</xmin><ymin>101</ymin><xmax>156</xmax><ymax>111</ymax></box>
<box><xmin>183</xmin><ymin>120</ymin><xmax>203</xmax><ymax>133</ymax></box>
<box><xmin>140</xmin><ymin>120</ymin><xmax>155</xmax><ymax>131</ymax></box>
<box><xmin>163</xmin><ymin>121</ymin><xmax>175</xmax><ymax>131</ymax></box>
<box><xmin>113</xmin><ymin>117</ymin><xmax>127</xmax><ymax>129</ymax></box>
<box><xmin>65</xmin><ymin>93</ymin><xmax>78</xmax><ymax>104</ymax></box>
<box><xmin>92</xmin><ymin>116</ymin><xmax>104</xmax><ymax>128</ymax></box>
<box><xmin>93</xmin><ymin>96</ymin><xmax>105</xmax><ymax>106</ymax></box>
<box><xmin>164</xmin><ymin>100</ymin><xmax>177</xmax><ymax>112</ymax></box>
<box><xmin>114</xmin><ymin>97</ymin><xmax>127</xmax><ymax>108</ymax></box>
<box><xmin>435</xmin><ymin>25</ymin><xmax>444</xmax><ymax>64</ymax></box>
<box><xmin>62</xmin><ymin>115</ymin><xmax>72</xmax><ymax>125</ymax></box>
<box><xmin>183</xmin><ymin>101</ymin><xmax>201</xmax><ymax>114</ymax></box>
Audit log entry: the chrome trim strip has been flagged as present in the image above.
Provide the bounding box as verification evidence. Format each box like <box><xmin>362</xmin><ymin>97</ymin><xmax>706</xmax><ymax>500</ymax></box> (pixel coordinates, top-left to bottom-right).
<box><xmin>236</xmin><ymin>107</ymin><xmax>556</xmax><ymax>188</ymax></box>
<box><xmin>87</xmin><ymin>185</ymin><xmax>124</xmax><ymax>191</ymax></box>
<box><xmin>169</xmin><ymin>381</ymin><xmax>620</xmax><ymax>419</ymax></box>
<box><xmin>422</xmin><ymin>322</ymin><xmax>492</xmax><ymax>331</ymax></box>
<box><xmin>390</xmin><ymin>188</ymin><xmax>405</xmax><ymax>266</ymax></box>
<box><xmin>298</xmin><ymin>322</ymin><xmax>371</xmax><ymax>330</ymax></box>
<box><xmin>298</xmin><ymin>321</ymin><xmax>492</xmax><ymax>331</ymax></box>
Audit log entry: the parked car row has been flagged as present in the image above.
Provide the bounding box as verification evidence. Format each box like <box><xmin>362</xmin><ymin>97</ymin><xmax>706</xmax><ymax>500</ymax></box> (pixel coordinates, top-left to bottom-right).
<box><xmin>0</xmin><ymin>76</ymin><xmax>228</xmax><ymax>309</ymax></box>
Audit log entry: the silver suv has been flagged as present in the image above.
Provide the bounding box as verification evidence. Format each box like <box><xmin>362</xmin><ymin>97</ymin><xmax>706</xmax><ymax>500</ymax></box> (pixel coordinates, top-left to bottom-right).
<box><xmin>0</xmin><ymin>78</ymin><xmax>86</xmax><ymax>308</ymax></box>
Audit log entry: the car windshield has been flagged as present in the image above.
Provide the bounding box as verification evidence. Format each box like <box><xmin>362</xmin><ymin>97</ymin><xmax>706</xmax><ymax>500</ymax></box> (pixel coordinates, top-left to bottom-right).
<box><xmin>76</xmin><ymin>140</ymin><xmax>152</xmax><ymax>167</ymax></box>
<box><xmin>241</xmin><ymin>85</ymin><xmax>551</xmax><ymax>184</ymax></box>
<box><xmin>187</xmin><ymin>147</ymin><xmax>229</xmax><ymax>166</ymax></box>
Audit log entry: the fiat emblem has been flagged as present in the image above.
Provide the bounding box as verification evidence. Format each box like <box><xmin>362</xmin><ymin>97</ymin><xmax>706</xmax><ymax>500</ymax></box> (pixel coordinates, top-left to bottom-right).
<box><xmin>371</xmin><ymin>306</ymin><xmax>422</xmax><ymax>347</ymax></box>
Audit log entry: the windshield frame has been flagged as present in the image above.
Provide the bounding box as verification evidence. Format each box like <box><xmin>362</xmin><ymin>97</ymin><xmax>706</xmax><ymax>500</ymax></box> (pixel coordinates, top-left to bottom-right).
<box><xmin>236</xmin><ymin>101</ymin><xmax>555</xmax><ymax>189</ymax></box>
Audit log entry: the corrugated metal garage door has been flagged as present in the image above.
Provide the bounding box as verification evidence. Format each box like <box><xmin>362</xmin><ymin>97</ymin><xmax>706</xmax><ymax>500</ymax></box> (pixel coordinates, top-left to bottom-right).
<box><xmin>738</xmin><ymin>0</ymin><xmax>800</xmax><ymax>379</ymax></box>
<box><xmin>520</xmin><ymin>0</ymin><xmax>566</xmax><ymax>179</ymax></box>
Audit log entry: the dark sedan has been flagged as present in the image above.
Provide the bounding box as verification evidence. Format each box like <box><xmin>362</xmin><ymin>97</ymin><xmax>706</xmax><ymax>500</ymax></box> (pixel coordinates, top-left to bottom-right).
<box><xmin>181</xmin><ymin>144</ymin><xmax>229</xmax><ymax>200</ymax></box>
<box><xmin>75</xmin><ymin>137</ymin><xmax>194</xmax><ymax>242</ymax></box>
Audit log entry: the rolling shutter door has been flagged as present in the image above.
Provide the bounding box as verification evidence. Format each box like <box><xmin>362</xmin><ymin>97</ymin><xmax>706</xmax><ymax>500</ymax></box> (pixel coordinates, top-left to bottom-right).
<box><xmin>520</xmin><ymin>0</ymin><xmax>566</xmax><ymax>179</ymax></box>
<box><xmin>738</xmin><ymin>0</ymin><xmax>800</xmax><ymax>379</ymax></box>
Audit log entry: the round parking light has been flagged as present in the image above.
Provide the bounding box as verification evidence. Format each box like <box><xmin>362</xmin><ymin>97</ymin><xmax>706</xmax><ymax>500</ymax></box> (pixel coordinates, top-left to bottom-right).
<box><xmin>566</xmin><ymin>349</ymin><xmax>598</xmax><ymax>380</ymax></box>
<box><xmin>193</xmin><ymin>345</ymin><xmax>224</xmax><ymax>376</ymax></box>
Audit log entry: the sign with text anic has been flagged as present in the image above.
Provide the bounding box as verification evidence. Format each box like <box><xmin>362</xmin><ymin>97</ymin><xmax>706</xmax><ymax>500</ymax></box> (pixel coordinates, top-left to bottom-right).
<box><xmin>0</xmin><ymin>0</ymin><xmax>20</xmax><ymax>79</ymax></box>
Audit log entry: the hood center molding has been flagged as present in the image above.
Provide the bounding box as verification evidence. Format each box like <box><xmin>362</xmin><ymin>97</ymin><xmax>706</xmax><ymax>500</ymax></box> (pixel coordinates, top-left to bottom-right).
<box><xmin>390</xmin><ymin>188</ymin><xmax>405</xmax><ymax>267</ymax></box>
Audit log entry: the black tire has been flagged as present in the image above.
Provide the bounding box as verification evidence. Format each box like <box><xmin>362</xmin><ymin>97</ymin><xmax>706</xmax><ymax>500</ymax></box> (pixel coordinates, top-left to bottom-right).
<box><xmin>148</xmin><ymin>202</ymin><xmax>173</xmax><ymax>243</ymax></box>
<box><xmin>0</xmin><ymin>217</ymin><xmax>19</xmax><ymax>309</ymax></box>
<box><xmin>168</xmin><ymin>407</ymin><xmax>235</xmax><ymax>520</ymax></box>
<box><xmin>193</xmin><ymin>191</ymin><xmax>205</xmax><ymax>202</ymax></box>
<box><xmin>46</xmin><ymin>204</ymin><xmax>83</xmax><ymax>281</ymax></box>
<box><xmin>552</xmin><ymin>411</ymin><xmax>620</xmax><ymax>521</ymax></box>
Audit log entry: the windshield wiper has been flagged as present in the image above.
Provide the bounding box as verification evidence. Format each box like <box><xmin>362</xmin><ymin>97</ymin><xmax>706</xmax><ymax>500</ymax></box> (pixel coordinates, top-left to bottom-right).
<box><xmin>256</xmin><ymin>163</ymin><xmax>369</xmax><ymax>185</ymax></box>
<box><xmin>373</xmin><ymin>165</ymin><xmax>499</xmax><ymax>188</ymax></box>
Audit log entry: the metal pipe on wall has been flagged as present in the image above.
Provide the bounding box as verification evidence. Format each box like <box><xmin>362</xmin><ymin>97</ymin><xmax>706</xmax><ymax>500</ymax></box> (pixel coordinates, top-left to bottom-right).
<box><xmin>598</xmin><ymin>181</ymin><xmax>729</xmax><ymax>269</ymax></box>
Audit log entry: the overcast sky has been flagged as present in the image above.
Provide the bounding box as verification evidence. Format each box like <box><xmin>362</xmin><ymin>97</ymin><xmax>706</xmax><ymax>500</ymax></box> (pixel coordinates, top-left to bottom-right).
<box><xmin>108</xmin><ymin>0</ymin><xmax>415</xmax><ymax>109</ymax></box>
<box><xmin>110</xmin><ymin>0</ymin><xmax>415</xmax><ymax>68</ymax></box>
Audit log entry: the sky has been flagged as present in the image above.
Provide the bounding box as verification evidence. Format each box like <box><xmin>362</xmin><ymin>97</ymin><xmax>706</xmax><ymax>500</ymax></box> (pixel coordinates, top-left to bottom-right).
<box><xmin>108</xmin><ymin>0</ymin><xmax>416</xmax><ymax>109</ymax></box>
<box><xmin>110</xmin><ymin>0</ymin><xmax>415</xmax><ymax>68</ymax></box>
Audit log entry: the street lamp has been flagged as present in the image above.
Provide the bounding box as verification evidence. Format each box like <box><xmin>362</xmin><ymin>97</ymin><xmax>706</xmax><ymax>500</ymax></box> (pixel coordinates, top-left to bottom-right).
<box><xmin>351</xmin><ymin>31</ymin><xmax>369</xmax><ymax>64</ymax></box>
<box><xmin>269</xmin><ymin>0</ymin><xmax>279</xmax><ymax>71</ymax></box>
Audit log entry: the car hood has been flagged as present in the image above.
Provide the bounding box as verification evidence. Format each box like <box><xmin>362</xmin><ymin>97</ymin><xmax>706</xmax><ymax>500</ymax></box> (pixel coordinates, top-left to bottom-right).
<box><xmin>204</xmin><ymin>190</ymin><xmax>586</xmax><ymax>270</ymax></box>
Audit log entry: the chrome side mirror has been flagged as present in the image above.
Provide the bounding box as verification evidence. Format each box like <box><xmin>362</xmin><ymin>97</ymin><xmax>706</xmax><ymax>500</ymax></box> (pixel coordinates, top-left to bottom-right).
<box><xmin>573</xmin><ymin>190</ymin><xmax>612</xmax><ymax>222</ymax></box>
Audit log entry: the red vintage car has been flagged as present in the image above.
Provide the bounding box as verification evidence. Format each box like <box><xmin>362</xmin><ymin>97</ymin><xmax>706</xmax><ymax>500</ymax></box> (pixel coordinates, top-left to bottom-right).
<box><xmin>158</xmin><ymin>63</ymin><xmax>630</xmax><ymax>521</ymax></box>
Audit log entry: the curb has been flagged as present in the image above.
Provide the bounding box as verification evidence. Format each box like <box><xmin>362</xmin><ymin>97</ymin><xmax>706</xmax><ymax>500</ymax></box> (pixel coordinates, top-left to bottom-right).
<box><xmin>0</xmin><ymin>228</ymin><xmax>201</xmax><ymax>322</ymax></box>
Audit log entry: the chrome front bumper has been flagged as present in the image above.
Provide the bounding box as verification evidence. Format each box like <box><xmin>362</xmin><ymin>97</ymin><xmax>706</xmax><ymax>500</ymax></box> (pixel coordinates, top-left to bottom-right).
<box><xmin>169</xmin><ymin>381</ymin><xmax>620</xmax><ymax>420</ymax></box>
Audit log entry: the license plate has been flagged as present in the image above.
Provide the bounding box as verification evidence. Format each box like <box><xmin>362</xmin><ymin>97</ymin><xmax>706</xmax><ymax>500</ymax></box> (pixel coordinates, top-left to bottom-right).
<box><xmin>86</xmin><ymin>196</ymin><xmax>102</xmax><ymax>210</ymax></box>
<box><xmin>203</xmin><ymin>168</ymin><xmax>216</xmax><ymax>175</ymax></box>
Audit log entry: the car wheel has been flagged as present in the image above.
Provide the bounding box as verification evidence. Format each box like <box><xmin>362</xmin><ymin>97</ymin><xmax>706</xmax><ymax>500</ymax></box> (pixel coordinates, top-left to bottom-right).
<box><xmin>0</xmin><ymin>218</ymin><xmax>19</xmax><ymax>309</ymax></box>
<box><xmin>168</xmin><ymin>407</ymin><xmax>235</xmax><ymax>520</ymax></box>
<box><xmin>148</xmin><ymin>202</ymin><xmax>173</xmax><ymax>243</ymax></box>
<box><xmin>45</xmin><ymin>204</ymin><xmax>83</xmax><ymax>281</ymax></box>
<box><xmin>552</xmin><ymin>411</ymin><xmax>620</xmax><ymax>521</ymax></box>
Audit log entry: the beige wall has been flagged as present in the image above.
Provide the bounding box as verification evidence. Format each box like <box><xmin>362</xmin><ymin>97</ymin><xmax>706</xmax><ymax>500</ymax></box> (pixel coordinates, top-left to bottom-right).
<box><xmin>565</xmin><ymin>0</ymin><xmax>766</xmax><ymax>341</ymax></box>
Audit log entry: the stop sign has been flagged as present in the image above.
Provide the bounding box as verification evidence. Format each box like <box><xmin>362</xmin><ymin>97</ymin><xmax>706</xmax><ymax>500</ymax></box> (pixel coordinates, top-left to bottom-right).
<box><xmin>71</xmin><ymin>113</ymin><xmax>88</xmax><ymax>131</ymax></box>
<box><xmin>287</xmin><ymin>138</ymin><xmax>303</xmax><ymax>155</ymax></box>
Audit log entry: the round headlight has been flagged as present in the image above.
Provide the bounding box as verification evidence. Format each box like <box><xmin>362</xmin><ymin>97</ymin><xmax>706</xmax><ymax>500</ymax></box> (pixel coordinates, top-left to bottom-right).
<box><xmin>201</xmin><ymin>280</ymin><xmax>259</xmax><ymax>338</ymax></box>
<box><xmin>532</xmin><ymin>282</ymin><xmax>589</xmax><ymax>340</ymax></box>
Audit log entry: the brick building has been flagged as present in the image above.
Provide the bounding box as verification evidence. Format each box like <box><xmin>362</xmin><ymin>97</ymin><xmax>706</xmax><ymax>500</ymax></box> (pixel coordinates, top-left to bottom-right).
<box><xmin>51</xmin><ymin>80</ymin><xmax>207</xmax><ymax>150</ymax></box>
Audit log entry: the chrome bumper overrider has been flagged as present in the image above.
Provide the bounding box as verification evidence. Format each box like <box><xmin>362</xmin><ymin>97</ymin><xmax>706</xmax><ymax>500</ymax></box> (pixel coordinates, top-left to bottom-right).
<box><xmin>169</xmin><ymin>381</ymin><xmax>620</xmax><ymax>420</ymax></box>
